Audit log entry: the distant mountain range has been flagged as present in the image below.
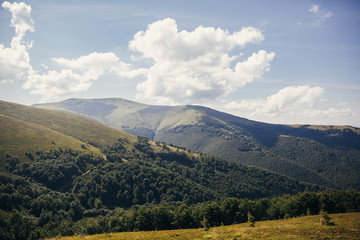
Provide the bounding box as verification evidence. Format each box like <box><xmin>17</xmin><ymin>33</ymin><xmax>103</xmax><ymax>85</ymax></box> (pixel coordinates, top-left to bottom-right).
<box><xmin>34</xmin><ymin>98</ymin><xmax>360</xmax><ymax>190</ymax></box>
<box><xmin>0</xmin><ymin>100</ymin><xmax>321</xmax><ymax>203</ymax></box>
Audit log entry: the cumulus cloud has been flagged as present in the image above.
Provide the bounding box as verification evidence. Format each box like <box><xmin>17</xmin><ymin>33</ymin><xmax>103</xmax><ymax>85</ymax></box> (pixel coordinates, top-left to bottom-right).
<box><xmin>53</xmin><ymin>52</ymin><xmax>148</xmax><ymax>78</ymax></box>
<box><xmin>130</xmin><ymin>18</ymin><xmax>274</xmax><ymax>104</ymax></box>
<box><xmin>0</xmin><ymin>1</ymin><xmax>34</xmax><ymax>82</ymax></box>
<box><xmin>2</xmin><ymin>1</ymin><xmax>34</xmax><ymax>39</ymax></box>
<box><xmin>24</xmin><ymin>52</ymin><xmax>147</xmax><ymax>102</ymax></box>
<box><xmin>309</xmin><ymin>4</ymin><xmax>333</xmax><ymax>26</ymax></box>
<box><xmin>1</xmin><ymin>6</ymin><xmax>275</xmax><ymax>103</ymax></box>
<box><xmin>1</xmin><ymin>2</ymin><xmax>146</xmax><ymax>101</ymax></box>
<box><xmin>23</xmin><ymin>69</ymin><xmax>93</xmax><ymax>101</ymax></box>
<box><xmin>225</xmin><ymin>85</ymin><xmax>352</xmax><ymax>121</ymax></box>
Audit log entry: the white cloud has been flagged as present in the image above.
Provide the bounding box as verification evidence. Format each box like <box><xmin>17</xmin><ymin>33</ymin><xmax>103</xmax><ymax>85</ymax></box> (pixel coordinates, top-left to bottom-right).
<box><xmin>1</xmin><ymin>2</ymin><xmax>146</xmax><ymax>101</ymax></box>
<box><xmin>309</xmin><ymin>4</ymin><xmax>333</xmax><ymax>26</ymax></box>
<box><xmin>23</xmin><ymin>69</ymin><xmax>93</xmax><ymax>102</ymax></box>
<box><xmin>53</xmin><ymin>52</ymin><xmax>148</xmax><ymax>78</ymax></box>
<box><xmin>23</xmin><ymin>52</ymin><xmax>147</xmax><ymax>102</ymax></box>
<box><xmin>0</xmin><ymin>1</ymin><xmax>34</xmax><ymax>82</ymax></box>
<box><xmin>0</xmin><ymin>43</ymin><xmax>32</xmax><ymax>83</ymax></box>
<box><xmin>303</xmin><ymin>107</ymin><xmax>352</xmax><ymax>118</ymax></box>
<box><xmin>130</xmin><ymin>18</ymin><xmax>274</xmax><ymax>104</ymax></box>
<box><xmin>1</xmin><ymin>7</ymin><xmax>274</xmax><ymax>103</ymax></box>
<box><xmin>225</xmin><ymin>85</ymin><xmax>352</xmax><ymax>122</ymax></box>
<box><xmin>264</xmin><ymin>85</ymin><xmax>324</xmax><ymax>113</ymax></box>
<box><xmin>2</xmin><ymin>1</ymin><xmax>34</xmax><ymax>39</ymax></box>
<box><xmin>309</xmin><ymin>4</ymin><xmax>319</xmax><ymax>14</ymax></box>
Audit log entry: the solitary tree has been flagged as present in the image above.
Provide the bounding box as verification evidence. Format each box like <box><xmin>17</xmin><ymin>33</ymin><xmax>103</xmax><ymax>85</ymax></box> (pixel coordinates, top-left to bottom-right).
<box><xmin>201</xmin><ymin>216</ymin><xmax>210</xmax><ymax>231</ymax></box>
<box><xmin>320</xmin><ymin>209</ymin><xmax>334</xmax><ymax>226</ymax></box>
<box><xmin>247</xmin><ymin>211</ymin><xmax>255</xmax><ymax>227</ymax></box>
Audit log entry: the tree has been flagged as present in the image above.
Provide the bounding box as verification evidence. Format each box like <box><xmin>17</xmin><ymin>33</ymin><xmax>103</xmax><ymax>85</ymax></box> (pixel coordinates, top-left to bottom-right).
<box><xmin>201</xmin><ymin>216</ymin><xmax>210</xmax><ymax>231</ymax></box>
<box><xmin>320</xmin><ymin>209</ymin><xmax>334</xmax><ymax>226</ymax></box>
<box><xmin>247</xmin><ymin>211</ymin><xmax>255</xmax><ymax>227</ymax></box>
<box><xmin>173</xmin><ymin>204</ymin><xmax>193</xmax><ymax>229</ymax></box>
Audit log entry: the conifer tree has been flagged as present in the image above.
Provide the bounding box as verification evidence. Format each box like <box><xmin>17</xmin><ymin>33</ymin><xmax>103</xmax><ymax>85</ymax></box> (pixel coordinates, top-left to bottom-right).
<box><xmin>320</xmin><ymin>209</ymin><xmax>334</xmax><ymax>226</ymax></box>
<box><xmin>201</xmin><ymin>216</ymin><xmax>210</xmax><ymax>231</ymax></box>
<box><xmin>247</xmin><ymin>211</ymin><xmax>255</xmax><ymax>227</ymax></box>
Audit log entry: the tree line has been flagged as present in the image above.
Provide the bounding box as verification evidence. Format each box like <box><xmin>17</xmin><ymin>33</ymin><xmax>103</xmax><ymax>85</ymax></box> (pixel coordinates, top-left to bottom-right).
<box><xmin>0</xmin><ymin>180</ymin><xmax>359</xmax><ymax>240</ymax></box>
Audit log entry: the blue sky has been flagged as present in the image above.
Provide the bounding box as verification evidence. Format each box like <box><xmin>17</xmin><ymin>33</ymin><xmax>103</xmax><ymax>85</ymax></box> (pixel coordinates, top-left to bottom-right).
<box><xmin>1</xmin><ymin>0</ymin><xmax>359</xmax><ymax>126</ymax></box>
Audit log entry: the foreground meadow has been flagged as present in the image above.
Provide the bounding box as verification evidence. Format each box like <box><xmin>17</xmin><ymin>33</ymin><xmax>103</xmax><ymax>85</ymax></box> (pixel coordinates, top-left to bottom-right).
<box><xmin>48</xmin><ymin>212</ymin><xmax>360</xmax><ymax>240</ymax></box>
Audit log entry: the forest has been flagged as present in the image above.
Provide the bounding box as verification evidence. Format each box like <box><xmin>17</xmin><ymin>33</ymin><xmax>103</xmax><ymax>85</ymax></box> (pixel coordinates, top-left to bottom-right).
<box><xmin>0</xmin><ymin>136</ymin><xmax>359</xmax><ymax>239</ymax></box>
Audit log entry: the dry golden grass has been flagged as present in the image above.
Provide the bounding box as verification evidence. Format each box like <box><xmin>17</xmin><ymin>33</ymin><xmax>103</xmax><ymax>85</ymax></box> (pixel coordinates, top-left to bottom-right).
<box><xmin>48</xmin><ymin>212</ymin><xmax>360</xmax><ymax>240</ymax></box>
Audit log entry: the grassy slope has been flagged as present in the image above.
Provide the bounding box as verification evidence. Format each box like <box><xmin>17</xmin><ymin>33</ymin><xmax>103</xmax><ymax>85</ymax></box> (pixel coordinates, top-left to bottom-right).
<box><xmin>0</xmin><ymin>100</ymin><xmax>140</xmax><ymax>171</ymax></box>
<box><xmin>47</xmin><ymin>212</ymin><xmax>360</xmax><ymax>240</ymax></box>
<box><xmin>0</xmin><ymin>100</ymin><xmax>137</xmax><ymax>149</ymax></box>
<box><xmin>0</xmin><ymin>114</ymin><xmax>102</xmax><ymax>170</ymax></box>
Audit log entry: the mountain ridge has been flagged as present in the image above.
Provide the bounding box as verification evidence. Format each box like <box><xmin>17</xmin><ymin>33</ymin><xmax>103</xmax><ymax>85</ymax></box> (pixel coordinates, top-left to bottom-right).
<box><xmin>0</xmin><ymin>99</ymin><xmax>323</xmax><ymax>201</ymax></box>
<box><xmin>34</xmin><ymin>97</ymin><xmax>360</xmax><ymax>190</ymax></box>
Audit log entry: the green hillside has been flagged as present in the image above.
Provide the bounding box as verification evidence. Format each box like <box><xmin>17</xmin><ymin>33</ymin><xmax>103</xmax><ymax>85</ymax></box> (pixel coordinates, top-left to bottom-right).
<box><xmin>0</xmin><ymin>100</ymin><xmax>137</xmax><ymax>150</ymax></box>
<box><xmin>34</xmin><ymin>98</ymin><xmax>360</xmax><ymax>190</ymax></box>
<box><xmin>0</xmin><ymin>114</ymin><xmax>101</xmax><ymax>170</ymax></box>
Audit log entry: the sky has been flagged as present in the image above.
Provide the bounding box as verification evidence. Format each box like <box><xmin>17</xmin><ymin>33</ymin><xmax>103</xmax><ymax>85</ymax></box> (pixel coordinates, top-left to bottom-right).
<box><xmin>1</xmin><ymin>0</ymin><xmax>359</xmax><ymax>127</ymax></box>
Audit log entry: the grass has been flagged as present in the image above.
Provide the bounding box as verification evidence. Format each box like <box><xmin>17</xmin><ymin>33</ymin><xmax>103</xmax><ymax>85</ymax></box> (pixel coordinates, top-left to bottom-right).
<box><xmin>0</xmin><ymin>100</ymin><xmax>142</xmax><ymax>169</ymax></box>
<box><xmin>0</xmin><ymin>100</ymin><xmax>137</xmax><ymax>150</ymax></box>
<box><xmin>47</xmin><ymin>212</ymin><xmax>360</xmax><ymax>240</ymax></box>
<box><xmin>0</xmin><ymin>114</ymin><xmax>102</xmax><ymax>170</ymax></box>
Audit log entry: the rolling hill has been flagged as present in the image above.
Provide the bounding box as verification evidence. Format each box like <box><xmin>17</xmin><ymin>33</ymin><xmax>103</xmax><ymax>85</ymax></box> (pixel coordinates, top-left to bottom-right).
<box><xmin>34</xmin><ymin>98</ymin><xmax>360</xmax><ymax>190</ymax></box>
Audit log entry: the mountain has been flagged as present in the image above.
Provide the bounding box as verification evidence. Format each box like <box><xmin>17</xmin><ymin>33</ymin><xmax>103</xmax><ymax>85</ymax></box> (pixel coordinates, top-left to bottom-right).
<box><xmin>0</xmin><ymin>100</ymin><xmax>320</xmax><ymax>198</ymax></box>
<box><xmin>34</xmin><ymin>98</ymin><xmax>360</xmax><ymax>190</ymax></box>
<box><xmin>1</xmin><ymin>99</ymin><xmax>356</xmax><ymax>240</ymax></box>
